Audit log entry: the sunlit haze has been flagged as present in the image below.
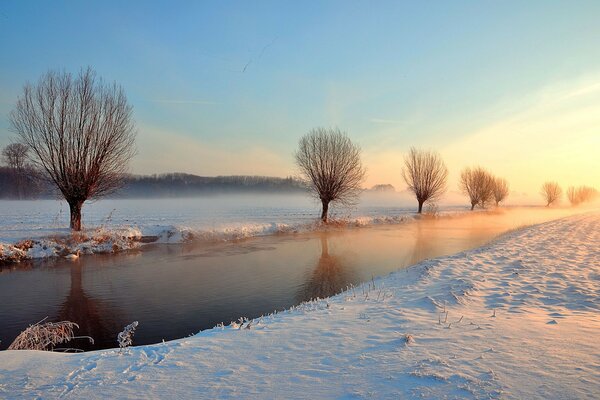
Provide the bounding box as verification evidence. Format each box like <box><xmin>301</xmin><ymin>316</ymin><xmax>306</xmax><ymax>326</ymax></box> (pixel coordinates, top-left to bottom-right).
<box><xmin>1</xmin><ymin>1</ymin><xmax>599</xmax><ymax>197</ymax></box>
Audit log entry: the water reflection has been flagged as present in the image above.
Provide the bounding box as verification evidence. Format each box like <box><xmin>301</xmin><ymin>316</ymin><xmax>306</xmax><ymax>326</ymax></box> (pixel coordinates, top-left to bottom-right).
<box><xmin>297</xmin><ymin>235</ymin><xmax>357</xmax><ymax>302</ymax></box>
<box><xmin>0</xmin><ymin>208</ymin><xmax>587</xmax><ymax>351</ymax></box>
<box><xmin>403</xmin><ymin>219</ymin><xmax>438</xmax><ymax>267</ymax></box>
<box><xmin>55</xmin><ymin>263</ymin><xmax>124</xmax><ymax>350</ymax></box>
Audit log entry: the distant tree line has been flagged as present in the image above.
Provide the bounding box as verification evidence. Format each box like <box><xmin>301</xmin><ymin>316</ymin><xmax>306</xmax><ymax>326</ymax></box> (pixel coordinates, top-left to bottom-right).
<box><xmin>3</xmin><ymin>67</ymin><xmax>598</xmax><ymax>230</ymax></box>
<box><xmin>1</xmin><ymin>143</ymin><xmax>46</xmax><ymax>199</ymax></box>
<box><xmin>0</xmin><ymin>169</ymin><xmax>308</xmax><ymax>200</ymax></box>
<box><xmin>566</xmin><ymin>185</ymin><xmax>598</xmax><ymax>206</ymax></box>
<box><xmin>458</xmin><ymin>167</ymin><xmax>509</xmax><ymax>210</ymax></box>
<box><xmin>119</xmin><ymin>173</ymin><xmax>308</xmax><ymax>197</ymax></box>
<box><xmin>369</xmin><ymin>184</ymin><xmax>395</xmax><ymax>193</ymax></box>
<box><xmin>540</xmin><ymin>182</ymin><xmax>598</xmax><ymax>207</ymax></box>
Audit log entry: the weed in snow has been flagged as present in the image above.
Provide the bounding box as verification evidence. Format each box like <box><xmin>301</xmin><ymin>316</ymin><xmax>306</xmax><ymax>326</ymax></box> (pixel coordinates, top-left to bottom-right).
<box><xmin>8</xmin><ymin>318</ymin><xmax>93</xmax><ymax>351</ymax></box>
<box><xmin>118</xmin><ymin>321</ymin><xmax>139</xmax><ymax>353</ymax></box>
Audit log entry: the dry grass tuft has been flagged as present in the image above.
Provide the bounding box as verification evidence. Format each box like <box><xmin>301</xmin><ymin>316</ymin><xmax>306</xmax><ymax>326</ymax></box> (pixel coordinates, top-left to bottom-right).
<box><xmin>14</xmin><ymin>239</ymin><xmax>35</xmax><ymax>251</ymax></box>
<box><xmin>8</xmin><ymin>318</ymin><xmax>93</xmax><ymax>351</ymax></box>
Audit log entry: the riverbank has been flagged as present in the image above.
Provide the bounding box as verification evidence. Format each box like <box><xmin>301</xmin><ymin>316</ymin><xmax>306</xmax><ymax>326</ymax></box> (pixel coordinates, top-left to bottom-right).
<box><xmin>0</xmin><ymin>201</ymin><xmax>587</xmax><ymax>265</ymax></box>
<box><xmin>1</xmin><ymin>212</ymin><xmax>598</xmax><ymax>398</ymax></box>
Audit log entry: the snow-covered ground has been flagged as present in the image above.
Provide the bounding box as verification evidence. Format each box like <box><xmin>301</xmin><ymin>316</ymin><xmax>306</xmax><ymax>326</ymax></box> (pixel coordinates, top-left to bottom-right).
<box><xmin>0</xmin><ymin>195</ymin><xmax>423</xmax><ymax>244</ymax></box>
<box><xmin>0</xmin><ymin>195</ymin><xmax>472</xmax><ymax>263</ymax></box>
<box><xmin>1</xmin><ymin>212</ymin><xmax>598</xmax><ymax>399</ymax></box>
<box><xmin>1</xmin><ymin>196</ymin><xmax>590</xmax><ymax>264</ymax></box>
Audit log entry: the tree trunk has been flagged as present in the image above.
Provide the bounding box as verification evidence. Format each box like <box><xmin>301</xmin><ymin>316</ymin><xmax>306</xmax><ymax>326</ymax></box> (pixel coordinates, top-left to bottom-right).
<box><xmin>418</xmin><ymin>200</ymin><xmax>424</xmax><ymax>214</ymax></box>
<box><xmin>69</xmin><ymin>200</ymin><xmax>84</xmax><ymax>231</ymax></box>
<box><xmin>320</xmin><ymin>199</ymin><xmax>329</xmax><ymax>223</ymax></box>
<box><xmin>471</xmin><ymin>202</ymin><xmax>476</xmax><ymax>211</ymax></box>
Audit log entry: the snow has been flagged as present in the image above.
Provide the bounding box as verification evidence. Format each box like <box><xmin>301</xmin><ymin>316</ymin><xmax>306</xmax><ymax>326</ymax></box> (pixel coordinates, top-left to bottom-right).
<box><xmin>1</xmin><ymin>212</ymin><xmax>598</xmax><ymax>399</ymax></box>
<box><xmin>1</xmin><ymin>196</ymin><xmax>590</xmax><ymax>264</ymax></box>
<box><xmin>0</xmin><ymin>227</ymin><xmax>144</xmax><ymax>264</ymax></box>
<box><xmin>1</xmin><ymin>196</ymin><xmax>465</xmax><ymax>262</ymax></box>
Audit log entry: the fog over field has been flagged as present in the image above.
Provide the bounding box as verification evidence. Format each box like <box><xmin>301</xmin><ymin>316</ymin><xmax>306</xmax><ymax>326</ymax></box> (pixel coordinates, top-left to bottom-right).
<box><xmin>0</xmin><ymin>189</ymin><xmax>580</xmax><ymax>245</ymax></box>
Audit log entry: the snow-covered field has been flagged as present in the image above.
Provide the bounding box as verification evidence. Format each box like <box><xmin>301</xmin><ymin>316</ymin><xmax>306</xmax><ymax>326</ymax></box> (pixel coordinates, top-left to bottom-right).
<box><xmin>0</xmin><ymin>195</ymin><xmax>589</xmax><ymax>264</ymax></box>
<box><xmin>1</xmin><ymin>212</ymin><xmax>598</xmax><ymax>399</ymax></box>
<box><xmin>0</xmin><ymin>195</ymin><xmax>421</xmax><ymax>244</ymax></box>
<box><xmin>0</xmin><ymin>195</ymin><xmax>468</xmax><ymax>263</ymax></box>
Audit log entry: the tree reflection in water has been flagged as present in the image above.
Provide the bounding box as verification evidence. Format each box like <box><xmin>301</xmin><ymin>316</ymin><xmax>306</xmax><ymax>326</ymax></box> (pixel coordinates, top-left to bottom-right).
<box><xmin>55</xmin><ymin>263</ymin><xmax>124</xmax><ymax>351</ymax></box>
<box><xmin>297</xmin><ymin>234</ymin><xmax>358</xmax><ymax>303</ymax></box>
<box><xmin>402</xmin><ymin>220</ymin><xmax>436</xmax><ymax>268</ymax></box>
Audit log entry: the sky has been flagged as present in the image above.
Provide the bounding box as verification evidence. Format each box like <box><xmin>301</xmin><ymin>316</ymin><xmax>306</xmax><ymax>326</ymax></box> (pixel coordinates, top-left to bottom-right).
<box><xmin>1</xmin><ymin>1</ymin><xmax>599</xmax><ymax>196</ymax></box>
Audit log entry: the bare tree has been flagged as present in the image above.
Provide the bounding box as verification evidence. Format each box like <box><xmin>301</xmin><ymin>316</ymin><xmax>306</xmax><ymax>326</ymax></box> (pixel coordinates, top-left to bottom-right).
<box><xmin>459</xmin><ymin>167</ymin><xmax>495</xmax><ymax>210</ymax></box>
<box><xmin>567</xmin><ymin>186</ymin><xmax>578</xmax><ymax>206</ymax></box>
<box><xmin>2</xmin><ymin>143</ymin><xmax>28</xmax><ymax>170</ymax></box>
<box><xmin>567</xmin><ymin>185</ymin><xmax>598</xmax><ymax>206</ymax></box>
<box><xmin>492</xmin><ymin>177</ymin><xmax>509</xmax><ymax>206</ymax></box>
<box><xmin>2</xmin><ymin>143</ymin><xmax>29</xmax><ymax>198</ymax></box>
<box><xmin>10</xmin><ymin>68</ymin><xmax>136</xmax><ymax>230</ymax></box>
<box><xmin>540</xmin><ymin>181</ymin><xmax>562</xmax><ymax>207</ymax></box>
<box><xmin>401</xmin><ymin>147</ymin><xmax>448</xmax><ymax>213</ymax></box>
<box><xmin>295</xmin><ymin>127</ymin><xmax>365</xmax><ymax>222</ymax></box>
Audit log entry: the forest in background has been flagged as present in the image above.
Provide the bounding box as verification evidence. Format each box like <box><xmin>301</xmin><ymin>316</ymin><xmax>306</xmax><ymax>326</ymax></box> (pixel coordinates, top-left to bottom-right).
<box><xmin>0</xmin><ymin>169</ymin><xmax>309</xmax><ymax>199</ymax></box>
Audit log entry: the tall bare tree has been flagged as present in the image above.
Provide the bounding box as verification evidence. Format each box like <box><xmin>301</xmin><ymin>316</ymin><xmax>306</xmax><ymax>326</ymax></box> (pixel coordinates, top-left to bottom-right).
<box><xmin>459</xmin><ymin>167</ymin><xmax>494</xmax><ymax>210</ymax></box>
<box><xmin>10</xmin><ymin>68</ymin><xmax>136</xmax><ymax>230</ymax></box>
<box><xmin>492</xmin><ymin>177</ymin><xmax>509</xmax><ymax>206</ymax></box>
<box><xmin>2</xmin><ymin>143</ymin><xmax>29</xmax><ymax>198</ymax></box>
<box><xmin>295</xmin><ymin>127</ymin><xmax>365</xmax><ymax>222</ymax></box>
<box><xmin>401</xmin><ymin>147</ymin><xmax>448</xmax><ymax>213</ymax></box>
<box><xmin>540</xmin><ymin>181</ymin><xmax>562</xmax><ymax>207</ymax></box>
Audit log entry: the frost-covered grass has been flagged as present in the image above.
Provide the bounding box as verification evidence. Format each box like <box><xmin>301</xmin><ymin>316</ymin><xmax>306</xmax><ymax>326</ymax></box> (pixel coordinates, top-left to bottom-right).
<box><xmin>0</xmin><ymin>196</ymin><xmax>475</xmax><ymax>263</ymax></box>
<box><xmin>1</xmin><ymin>212</ymin><xmax>598</xmax><ymax>399</ymax></box>
<box><xmin>1</xmin><ymin>196</ymin><xmax>587</xmax><ymax>264</ymax></box>
<box><xmin>7</xmin><ymin>320</ymin><xmax>93</xmax><ymax>352</ymax></box>
<box><xmin>0</xmin><ymin>227</ymin><xmax>143</xmax><ymax>264</ymax></box>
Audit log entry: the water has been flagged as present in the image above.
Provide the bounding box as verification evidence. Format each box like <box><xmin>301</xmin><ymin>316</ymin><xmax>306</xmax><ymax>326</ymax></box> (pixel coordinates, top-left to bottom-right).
<box><xmin>0</xmin><ymin>205</ymin><xmax>582</xmax><ymax>351</ymax></box>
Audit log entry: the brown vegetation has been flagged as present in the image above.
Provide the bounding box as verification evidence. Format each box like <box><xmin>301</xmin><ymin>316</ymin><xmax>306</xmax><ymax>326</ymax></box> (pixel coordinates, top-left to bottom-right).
<box><xmin>401</xmin><ymin>147</ymin><xmax>448</xmax><ymax>213</ymax></box>
<box><xmin>492</xmin><ymin>177</ymin><xmax>510</xmax><ymax>206</ymax></box>
<box><xmin>567</xmin><ymin>185</ymin><xmax>598</xmax><ymax>206</ymax></box>
<box><xmin>8</xmin><ymin>319</ymin><xmax>93</xmax><ymax>351</ymax></box>
<box><xmin>295</xmin><ymin>127</ymin><xmax>365</xmax><ymax>222</ymax></box>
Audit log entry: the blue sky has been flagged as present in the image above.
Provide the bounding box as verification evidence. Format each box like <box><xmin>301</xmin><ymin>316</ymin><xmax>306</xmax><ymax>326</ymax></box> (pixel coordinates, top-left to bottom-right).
<box><xmin>1</xmin><ymin>1</ymin><xmax>599</xmax><ymax>192</ymax></box>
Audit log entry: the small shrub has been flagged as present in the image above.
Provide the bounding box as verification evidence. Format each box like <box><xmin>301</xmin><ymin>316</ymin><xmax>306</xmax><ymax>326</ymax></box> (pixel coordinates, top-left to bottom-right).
<box><xmin>118</xmin><ymin>321</ymin><xmax>139</xmax><ymax>351</ymax></box>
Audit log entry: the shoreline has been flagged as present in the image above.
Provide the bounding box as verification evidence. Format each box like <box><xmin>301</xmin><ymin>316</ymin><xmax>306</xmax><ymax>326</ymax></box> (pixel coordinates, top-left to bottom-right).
<box><xmin>0</xmin><ymin>205</ymin><xmax>586</xmax><ymax>266</ymax></box>
<box><xmin>1</xmin><ymin>212</ymin><xmax>598</xmax><ymax>398</ymax></box>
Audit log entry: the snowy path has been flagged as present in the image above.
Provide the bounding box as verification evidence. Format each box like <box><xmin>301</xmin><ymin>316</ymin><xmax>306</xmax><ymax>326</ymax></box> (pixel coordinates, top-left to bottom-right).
<box><xmin>1</xmin><ymin>213</ymin><xmax>599</xmax><ymax>399</ymax></box>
